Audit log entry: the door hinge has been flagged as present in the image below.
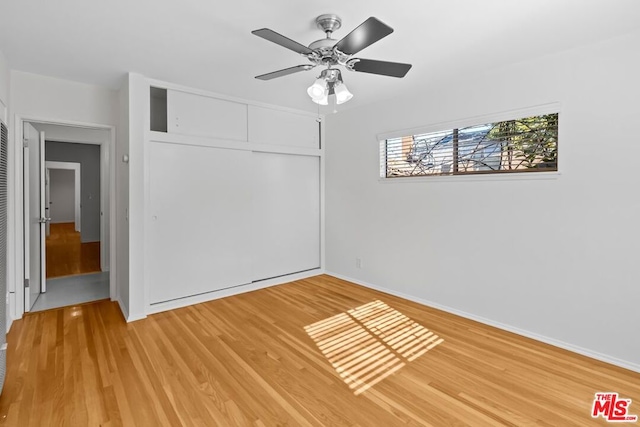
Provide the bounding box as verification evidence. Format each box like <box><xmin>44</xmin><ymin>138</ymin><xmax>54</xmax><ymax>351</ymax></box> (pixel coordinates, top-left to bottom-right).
<box><xmin>24</xmin><ymin>278</ymin><xmax>29</xmax><ymax>289</ymax></box>
<box><xmin>23</xmin><ymin>138</ymin><xmax>29</xmax><ymax>148</ymax></box>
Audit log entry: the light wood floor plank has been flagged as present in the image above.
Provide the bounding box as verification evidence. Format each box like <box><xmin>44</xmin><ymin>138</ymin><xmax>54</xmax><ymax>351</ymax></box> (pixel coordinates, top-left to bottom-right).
<box><xmin>0</xmin><ymin>275</ymin><xmax>638</xmax><ymax>426</ymax></box>
<box><xmin>46</xmin><ymin>222</ymin><xmax>101</xmax><ymax>278</ymax></box>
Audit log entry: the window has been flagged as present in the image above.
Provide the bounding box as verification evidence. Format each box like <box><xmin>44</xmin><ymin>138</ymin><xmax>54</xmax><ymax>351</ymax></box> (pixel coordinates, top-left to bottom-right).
<box><xmin>381</xmin><ymin>113</ymin><xmax>558</xmax><ymax>178</ymax></box>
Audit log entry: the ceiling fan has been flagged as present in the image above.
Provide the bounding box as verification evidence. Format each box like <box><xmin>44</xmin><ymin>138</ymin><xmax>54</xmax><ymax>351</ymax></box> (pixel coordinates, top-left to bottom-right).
<box><xmin>252</xmin><ymin>14</ymin><xmax>412</xmax><ymax>105</ymax></box>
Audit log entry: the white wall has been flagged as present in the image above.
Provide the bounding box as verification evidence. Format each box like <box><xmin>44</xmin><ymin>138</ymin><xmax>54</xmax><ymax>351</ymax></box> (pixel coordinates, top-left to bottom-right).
<box><xmin>49</xmin><ymin>169</ymin><xmax>75</xmax><ymax>223</ymax></box>
<box><xmin>0</xmin><ymin>51</ymin><xmax>9</xmax><ymax>119</ymax></box>
<box><xmin>116</xmin><ymin>77</ymin><xmax>130</xmax><ymax>319</ymax></box>
<box><xmin>45</xmin><ymin>142</ymin><xmax>101</xmax><ymax>242</ymax></box>
<box><xmin>8</xmin><ymin>71</ymin><xmax>118</xmax><ymax>321</ymax></box>
<box><xmin>10</xmin><ymin>71</ymin><xmax>118</xmax><ymax>125</ymax></box>
<box><xmin>325</xmin><ymin>30</ymin><xmax>640</xmax><ymax>371</ymax></box>
<box><xmin>127</xmin><ymin>73</ymin><xmax>146</xmax><ymax>321</ymax></box>
<box><xmin>0</xmin><ymin>50</ymin><xmax>11</xmax><ymax>333</ymax></box>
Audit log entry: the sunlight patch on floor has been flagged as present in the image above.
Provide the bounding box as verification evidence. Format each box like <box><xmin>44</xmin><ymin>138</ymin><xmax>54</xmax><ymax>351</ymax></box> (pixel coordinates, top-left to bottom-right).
<box><xmin>305</xmin><ymin>300</ymin><xmax>444</xmax><ymax>395</ymax></box>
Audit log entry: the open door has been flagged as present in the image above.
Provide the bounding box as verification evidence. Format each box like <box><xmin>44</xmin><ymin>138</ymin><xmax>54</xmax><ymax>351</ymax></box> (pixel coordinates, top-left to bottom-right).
<box><xmin>23</xmin><ymin>123</ymin><xmax>47</xmax><ymax>311</ymax></box>
<box><xmin>45</xmin><ymin>168</ymin><xmax>51</xmax><ymax>237</ymax></box>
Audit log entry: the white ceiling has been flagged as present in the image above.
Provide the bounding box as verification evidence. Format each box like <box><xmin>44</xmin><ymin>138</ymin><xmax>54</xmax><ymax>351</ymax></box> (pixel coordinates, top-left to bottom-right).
<box><xmin>1</xmin><ymin>0</ymin><xmax>639</xmax><ymax>112</ymax></box>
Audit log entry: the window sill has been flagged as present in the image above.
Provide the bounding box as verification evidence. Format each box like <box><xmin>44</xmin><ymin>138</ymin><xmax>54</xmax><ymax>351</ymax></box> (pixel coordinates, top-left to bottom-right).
<box><xmin>378</xmin><ymin>171</ymin><xmax>562</xmax><ymax>184</ymax></box>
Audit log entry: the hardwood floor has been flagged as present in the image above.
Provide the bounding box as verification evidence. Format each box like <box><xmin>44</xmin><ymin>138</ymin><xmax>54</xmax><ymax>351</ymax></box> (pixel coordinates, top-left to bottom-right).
<box><xmin>46</xmin><ymin>222</ymin><xmax>101</xmax><ymax>278</ymax></box>
<box><xmin>0</xmin><ymin>275</ymin><xmax>638</xmax><ymax>426</ymax></box>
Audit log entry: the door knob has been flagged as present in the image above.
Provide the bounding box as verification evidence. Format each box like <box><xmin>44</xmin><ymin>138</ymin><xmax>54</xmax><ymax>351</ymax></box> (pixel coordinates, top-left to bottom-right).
<box><xmin>39</xmin><ymin>217</ymin><xmax>52</xmax><ymax>224</ymax></box>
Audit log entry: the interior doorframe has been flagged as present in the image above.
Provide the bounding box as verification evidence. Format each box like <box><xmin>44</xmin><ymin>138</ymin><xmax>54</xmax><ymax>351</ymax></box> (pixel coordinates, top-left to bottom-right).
<box><xmin>11</xmin><ymin>115</ymin><xmax>117</xmax><ymax>321</ymax></box>
<box><xmin>45</xmin><ymin>161</ymin><xmax>81</xmax><ymax>233</ymax></box>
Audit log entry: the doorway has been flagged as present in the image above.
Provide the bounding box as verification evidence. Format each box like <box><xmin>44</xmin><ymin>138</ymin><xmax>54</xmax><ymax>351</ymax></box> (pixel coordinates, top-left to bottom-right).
<box><xmin>22</xmin><ymin>120</ymin><xmax>113</xmax><ymax>313</ymax></box>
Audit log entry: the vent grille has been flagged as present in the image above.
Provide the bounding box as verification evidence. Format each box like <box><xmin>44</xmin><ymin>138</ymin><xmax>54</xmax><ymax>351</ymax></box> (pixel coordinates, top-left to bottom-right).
<box><xmin>0</xmin><ymin>121</ymin><xmax>8</xmax><ymax>394</ymax></box>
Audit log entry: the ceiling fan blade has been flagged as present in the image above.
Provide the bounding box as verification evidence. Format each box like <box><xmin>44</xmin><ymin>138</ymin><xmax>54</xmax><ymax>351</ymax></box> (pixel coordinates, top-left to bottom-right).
<box><xmin>255</xmin><ymin>64</ymin><xmax>314</xmax><ymax>80</ymax></box>
<box><xmin>252</xmin><ymin>28</ymin><xmax>314</xmax><ymax>55</ymax></box>
<box><xmin>349</xmin><ymin>58</ymin><xmax>412</xmax><ymax>78</ymax></box>
<box><xmin>334</xmin><ymin>17</ymin><xmax>393</xmax><ymax>56</ymax></box>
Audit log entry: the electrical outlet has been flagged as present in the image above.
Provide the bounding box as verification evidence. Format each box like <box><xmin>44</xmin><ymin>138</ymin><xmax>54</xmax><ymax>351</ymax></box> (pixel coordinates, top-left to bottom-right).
<box><xmin>356</xmin><ymin>258</ymin><xmax>362</xmax><ymax>269</ymax></box>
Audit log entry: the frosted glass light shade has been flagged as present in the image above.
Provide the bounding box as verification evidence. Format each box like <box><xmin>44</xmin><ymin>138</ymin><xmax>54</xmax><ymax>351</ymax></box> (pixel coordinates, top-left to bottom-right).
<box><xmin>334</xmin><ymin>82</ymin><xmax>353</xmax><ymax>105</ymax></box>
<box><xmin>312</xmin><ymin>94</ymin><xmax>328</xmax><ymax>105</ymax></box>
<box><xmin>307</xmin><ymin>78</ymin><xmax>327</xmax><ymax>100</ymax></box>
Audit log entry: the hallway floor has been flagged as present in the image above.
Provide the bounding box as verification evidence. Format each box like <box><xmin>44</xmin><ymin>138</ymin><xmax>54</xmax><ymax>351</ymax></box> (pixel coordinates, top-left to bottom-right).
<box><xmin>31</xmin><ymin>272</ymin><xmax>110</xmax><ymax>312</ymax></box>
<box><xmin>46</xmin><ymin>222</ymin><xmax>101</xmax><ymax>278</ymax></box>
<box><xmin>30</xmin><ymin>221</ymin><xmax>107</xmax><ymax>312</ymax></box>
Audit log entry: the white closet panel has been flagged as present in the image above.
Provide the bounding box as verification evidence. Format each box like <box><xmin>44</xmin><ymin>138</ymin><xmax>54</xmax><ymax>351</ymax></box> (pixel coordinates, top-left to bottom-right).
<box><xmin>148</xmin><ymin>142</ymin><xmax>252</xmax><ymax>304</ymax></box>
<box><xmin>248</xmin><ymin>105</ymin><xmax>319</xmax><ymax>148</ymax></box>
<box><xmin>252</xmin><ymin>153</ymin><xmax>320</xmax><ymax>280</ymax></box>
<box><xmin>167</xmin><ymin>90</ymin><xmax>248</xmax><ymax>141</ymax></box>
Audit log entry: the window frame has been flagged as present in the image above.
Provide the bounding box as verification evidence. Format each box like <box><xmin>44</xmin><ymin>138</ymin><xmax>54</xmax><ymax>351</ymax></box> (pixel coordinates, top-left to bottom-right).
<box><xmin>377</xmin><ymin>103</ymin><xmax>561</xmax><ymax>181</ymax></box>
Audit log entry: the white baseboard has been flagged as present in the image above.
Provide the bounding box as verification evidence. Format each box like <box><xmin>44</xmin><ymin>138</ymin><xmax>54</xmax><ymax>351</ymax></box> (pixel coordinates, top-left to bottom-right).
<box><xmin>115</xmin><ymin>297</ymin><xmax>147</xmax><ymax>323</ymax></box>
<box><xmin>146</xmin><ymin>268</ymin><xmax>324</xmax><ymax>316</ymax></box>
<box><xmin>115</xmin><ymin>297</ymin><xmax>129</xmax><ymax>320</ymax></box>
<box><xmin>6</xmin><ymin>292</ymin><xmax>15</xmax><ymax>333</ymax></box>
<box><xmin>5</xmin><ymin>313</ymin><xmax>12</xmax><ymax>334</ymax></box>
<box><xmin>326</xmin><ymin>272</ymin><xmax>640</xmax><ymax>374</ymax></box>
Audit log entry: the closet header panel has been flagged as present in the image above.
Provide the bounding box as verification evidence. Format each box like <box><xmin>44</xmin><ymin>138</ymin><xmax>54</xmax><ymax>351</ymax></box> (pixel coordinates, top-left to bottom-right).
<box><xmin>248</xmin><ymin>105</ymin><xmax>319</xmax><ymax>149</ymax></box>
<box><xmin>167</xmin><ymin>90</ymin><xmax>248</xmax><ymax>141</ymax></box>
<box><xmin>159</xmin><ymin>88</ymin><xmax>319</xmax><ymax>150</ymax></box>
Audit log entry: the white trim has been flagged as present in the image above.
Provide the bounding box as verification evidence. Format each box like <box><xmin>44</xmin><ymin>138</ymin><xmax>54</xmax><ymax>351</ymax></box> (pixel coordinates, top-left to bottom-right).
<box><xmin>147</xmin><ymin>77</ymin><xmax>321</xmax><ymax>119</ymax></box>
<box><xmin>116</xmin><ymin>297</ymin><xmax>129</xmax><ymax>320</ymax></box>
<box><xmin>128</xmin><ymin>73</ymin><xmax>147</xmax><ymax>321</ymax></box>
<box><xmin>116</xmin><ymin>296</ymin><xmax>146</xmax><ymax>322</ymax></box>
<box><xmin>149</xmin><ymin>131</ymin><xmax>322</xmax><ymax>157</ymax></box>
<box><xmin>6</xmin><ymin>293</ymin><xmax>14</xmax><ymax>332</ymax></box>
<box><xmin>326</xmin><ymin>272</ymin><xmax>640</xmax><ymax>374</ymax></box>
<box><xmin>22</xmin><ymin>144</ymin><xmax>29</xmax><ymax>303</ymax></box>
<box><xmin>377</xmin><ymin>102</ymin><xmax>562</xmax><ymax>141</ymax></box>
<box><xmin>11</xmin><ymin>115</ymin><xmax>23</xmax><ymax>322</ymax></box>
<box><xmin>11</xmin><ymin>115</ymin><xmax>117</xmax><ymax>321</ymax></box>
<box><xmin>319</xmin><ymin>117</ymin><xmax>326</xmax><ymax>272</ymax></box>
<box><xmin>379</xmin><ymin>171</ymin><xmax>562</xmax><ymax>184</ymax></box>
<box><xmin>39</xmin><ymin>132</ymin><xmax>45</xmax><ymax>295</ymax></box>
<box><xmin>108</xmin><ymin>125</ymin><xmax>116</xmax><ymax>285</ymax></box>
<box><xmin>45</xmin><ymin>161</ymin><xmax>81</xmax><ymax>231</ymax></box>
<box><xmin>99</xmin><ymin>142</ymin><xmax>107</xmax><ymax>271</ymax></box>
<box><xmin>41</xmin><ymin>136</ymin><xmax>102</xmax><ymax>145</ymax></box>
<box><xmin>146</xmin><ymin>268</ymin><xmax>324</xmax><ymax>317</ymax></box>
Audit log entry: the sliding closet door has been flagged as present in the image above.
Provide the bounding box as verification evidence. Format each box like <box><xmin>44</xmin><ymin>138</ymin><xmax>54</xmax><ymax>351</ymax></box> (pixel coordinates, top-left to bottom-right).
<box><xmin>147</xmin><ymin>142</ymin><xmax>252</xmax><ymax>304</ymax></box>
<box><xmin>252</xmin><ymin>152</ymin><xmax>320</xmax><ymax>281</ymax></box>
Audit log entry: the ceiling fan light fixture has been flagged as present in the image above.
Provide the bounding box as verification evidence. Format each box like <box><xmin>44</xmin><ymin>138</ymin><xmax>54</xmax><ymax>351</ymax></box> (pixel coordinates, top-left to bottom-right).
<box><xmin>252</xmin><ymin>15</ymin><xmax>411</xmax><ymax>106</ymax></box>
<box><xmin>334</xmin><ymin>82</ymin><xmax>353</xmax><ymax>105</ymax></box>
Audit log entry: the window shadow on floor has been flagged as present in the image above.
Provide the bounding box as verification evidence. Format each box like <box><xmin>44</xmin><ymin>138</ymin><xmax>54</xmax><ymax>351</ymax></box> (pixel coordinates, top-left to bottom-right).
<box><xmin>305</xmin><ymin>300</ymin><xmax>444</xmax><ymax>395</ymax></box>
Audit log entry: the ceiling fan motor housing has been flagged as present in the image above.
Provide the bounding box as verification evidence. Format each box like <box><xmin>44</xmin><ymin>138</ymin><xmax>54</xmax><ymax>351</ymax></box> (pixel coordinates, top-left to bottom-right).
<box><xmin>308</xmin><ymin>38</ymin><xmax>338</xmax><ymax>65</ymax></box>
<box><xmin>308</xmin><ymin>14</ymin><xmax>344</xmax><ymax>66</ymax></box>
